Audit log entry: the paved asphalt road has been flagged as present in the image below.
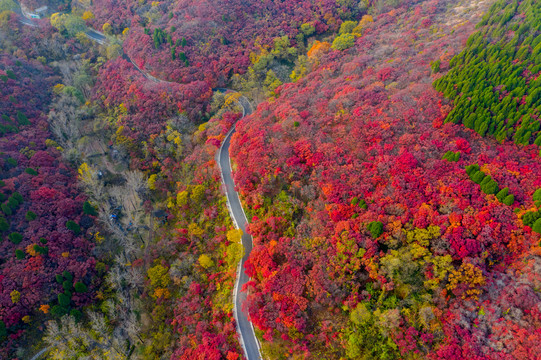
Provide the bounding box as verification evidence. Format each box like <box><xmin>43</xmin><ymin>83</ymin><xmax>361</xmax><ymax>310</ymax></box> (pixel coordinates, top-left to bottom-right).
<box><xmin>218</xmin><ymin>98</ymin><xmax>262</xmax><ymax>360</ymax></box>
<box><xmin>12</xmin><ymin>0</ymin><xmax>38</xmax><ymax>27</ymax></box>
<box><xmin>85</xmin><ymin>29</ymin><xmax>107</xmax><ymax>44</ymax></box>
<box><xmin>14</xmin><ymin>7</ymin><xmax>262</xmax><ymax>358</ymax></box>
<box><xmin>29</xmin><ymin>346</ymin><xmax>50</xmax><ymax>360</ymax></box>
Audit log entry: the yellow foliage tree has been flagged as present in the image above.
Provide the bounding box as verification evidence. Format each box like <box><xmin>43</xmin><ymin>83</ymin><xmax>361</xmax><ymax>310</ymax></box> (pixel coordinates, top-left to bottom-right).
<box><xmin>224</xmin><ymin>92</ymin><xmax>241</xmax><ymax>109</ymax></box>
<box><xmin>114</xmin><ymin>125</ymin><xmax>134</xmax><ymax>150</ymax></box>
<box><xmin>78</xmin><ymin>162</ymin><xmax>96</xmax><ymax>186</ymax></box>
<box><xmin>190</xmin><ymin>184</ymin><xmax>206</xmax><ymax>204</ymax></box>
<box><xmin>198</xmin><ymin>254</ymin><xmax>214</xmax><ymax>269</ymax></box>
<box><xmin>50</xmin><ymin>13</ymin><xmax>85</xmax><ymax>36</ymax></box>
<box><xmin>94</xmin><ymin>232</ymin><xmax>105</xmax><ymax>244</ymax></box>
<box><xmin>166</xmin><ymin>129</ymin><xmax>181</xmax><ymax>143</ymax></box>
<box><xmin>188</xmin><ymin>223</ymin><xmax>204</xmax><ymax>238</ymax></box>
<box><xmin>10</xmin><ymin>289</ymin><xmax>20</xmax><ymax>303</ymax></box>
<box><xmin>226</xmin><ymin>243</ymin><xmax>244</xmax><ymax>268</ymax></box>
<box><xmin>53</xmin><ymin>83</ymin><xmax>65</xmax><ymax>94</ymax></box>
<box><xmin>446</xmin><ymin>262</ymin><xmax>486</xmax><ymax>300</ymax></box>
<box><xmin>405</xmin><ymin>225</ymin><xmax>441</xmax><ymax>246</ymax></box>
<box><xmin>76</xmin><ymin>32</ymin><xmax>91</xmax><ymax>45</ymax></box>
<box><xmin>152</xmin><ymin>288</ymin><xmax>170</xmax><ymax>299</ymax></box>
<box><xmin>118</xmin><ymin>103</ymin><xmax>128</xmax><ymax>115</ymax></box>
<box><xmin>50</xmin><ymin>13</ymin><xmax>64</xmax><ymax>31</ymax></box>
<box><xmin>82</xmin><ymin>11</ymin><xmax>94</xmax><ymax>20</ymax></box>
<box><xmin>227</xmin><ymin>228</ymin><xmax>243</xmax><ymax>243</ymax></box>
<box><xmin>147</xmin><ymin>264</ymin><xmax>170</xmax><ymax>288</ymax></box>
<box><xmin>176</xmin><ymin>190</ymin><xmax>188</xmax><ymax>206</ymax></box>
<box><xmin>424</xmin><ymin>255</ymin><xmax>452</xmax><ymax>290</ymax></box>
<box><xmin>339</xmin><ymin>20</ymin><xmax>357</xmax><ymax>35</ymax></box>
<box><xmin>307</xmin><ymin>40</ymin><xmax>331</xmax><ymax>58</ymax></box>
<box><xmin>331</xmin><ymin>33</ymin><xmax>355</xmax><ymax>51</ymax></box>
<box><xmin>26</xmin><ymin>243</ymin><xmax>38</xmax><ymax>256</ymax></box>
<box><xmin>300</xmin><ymin>23</ymin><xmax>315</xmax><ymax>36</ymax></box>
<box><xmin>102</xmin><ymin>22</ymin><xmax>112</xmax><ymax>35</ymax></box>
<box><xmin>352</xmin><ymin>14</ymin><xmax>374</xmax><ymax>36</ymax></box>
<box><xmin>148</xmin><ymin>174</ymin><xmax>157</xmax><ymax>190</ymax></box>
<box><xmin>350</xmin><ymin>302</ymin><xmax>372</xmax><ymax>325</ymax></box>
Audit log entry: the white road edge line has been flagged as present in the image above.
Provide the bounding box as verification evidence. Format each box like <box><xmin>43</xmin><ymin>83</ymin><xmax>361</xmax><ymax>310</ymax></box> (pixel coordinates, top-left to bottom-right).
<box><xmin>16</xmin><ymin>11</ymin><xmax>260</xmax><ymax>355</ymax></box>
<box><xmin>216</xmin><ymin>95</ymin><xmax>263</xmax><ymax>359</ymax></box>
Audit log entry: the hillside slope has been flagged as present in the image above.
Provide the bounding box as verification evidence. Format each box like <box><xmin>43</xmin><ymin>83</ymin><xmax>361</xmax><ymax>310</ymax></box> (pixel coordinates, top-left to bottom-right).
<box><xmin>231</xmin><ymin>0</ymin><xmax>541</xmax><ymax>358</ymax></box>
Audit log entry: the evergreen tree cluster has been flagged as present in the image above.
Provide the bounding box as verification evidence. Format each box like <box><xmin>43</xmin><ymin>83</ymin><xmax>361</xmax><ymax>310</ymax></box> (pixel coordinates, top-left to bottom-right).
<box><xmin>435</xmin><ymin>0</ymin><xmax>541</xmax><ymax>146</ymax></box>
<box><xmin>465</xmin><ymin>164</ymin><xmax>515</xmax><ymax>205</ymax></box>
<box><xmin>521</xmin><ymin>188</ymin><xmax>541</xmax><ymax>234</ymax></box>
<box><xmin>442</xmin><ymin>150</ymin><xmax>460</xmax><ymax>162</ymax></box>
<box><xmin>52</xmin><ymin>270</ymin><xmax>85</xmax><ymax>320</ymax></box>
<box><xmin>0</xmin><ymin>111</ymin><xmax>29</xmax><ymax>135</ymax></box>
<box><xmin>0</xmin><ymin>190</ymin><xmax>23</xmax><ymax>218</ymax></box>
<box><xmin>147</xmin><ymin>27</ymin><xmax>189</xmax><ymax>65</ymax></box>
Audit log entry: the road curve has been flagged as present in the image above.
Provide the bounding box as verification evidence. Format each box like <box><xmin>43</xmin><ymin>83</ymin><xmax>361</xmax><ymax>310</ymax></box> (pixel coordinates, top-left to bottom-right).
<box><xmin>15</xmin><ymin>9</ymin><xmax>262</xmax><ymax>358</ymax></box>
<box><xmin>28</xmin><ymin>346</ymin><xmax>50</xmax><ymax>360</ymax></box>
<box><xmin>85</xmin><ymin>29</ymin><xmax>107</xmax><ymax>45</ymax></box>
<box><xmin>12</xmin><ymin>1</ymin><xmax>164</xmax><ymax>84</ymax></box>
<box><xmin>217</xmin><ymin>96</ymin><xmax>262</xmax><ymax>360</ymax></box>
<box><xmin>12</xmin><ymin>0</ymin><xmax>38</xmax><ymax>27</ymax></box>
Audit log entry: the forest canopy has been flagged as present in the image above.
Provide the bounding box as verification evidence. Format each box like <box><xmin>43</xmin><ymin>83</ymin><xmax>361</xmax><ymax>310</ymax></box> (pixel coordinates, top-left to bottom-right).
<box><xmin>1</xmin><ymin>0</ymin><xmax>540</xmax><ymax>359</ymax></box>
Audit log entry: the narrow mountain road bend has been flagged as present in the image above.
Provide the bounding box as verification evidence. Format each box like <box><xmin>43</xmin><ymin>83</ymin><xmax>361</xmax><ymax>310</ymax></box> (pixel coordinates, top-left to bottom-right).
<box><xmin>12</xmin><ymin>1</ymin><xmax>164</xmax><ymax>84</ymax></box>
<box><xmin>217</xmin><ymin>95</ymin><xmax>262</xmax><ymax>360</ymax></box>
<box><xmin>12</xmin><ymin>0</ymin><xmax>38</xmax><ymax>27</ymax></box>
<box><xmin>15</xmin><ymin>9</ymin><xmax>262</xmax><ymax>359</ymax></box>
<box><xmin>85</xmin><ymin>29</ymin><xmax>107</xmax><ymax>45</ymax></box>
<box><xmin>28</xmin><ymin>346</ymin><xmax>50</xmax><ymax>360</ymax></box>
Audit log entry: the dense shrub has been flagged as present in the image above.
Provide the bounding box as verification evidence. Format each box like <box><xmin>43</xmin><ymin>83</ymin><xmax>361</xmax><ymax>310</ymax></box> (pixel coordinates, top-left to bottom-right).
<box><xmin>8</xmin><ymin>232</ymin><xmax>22</xmax><ymax>244</ymax></box>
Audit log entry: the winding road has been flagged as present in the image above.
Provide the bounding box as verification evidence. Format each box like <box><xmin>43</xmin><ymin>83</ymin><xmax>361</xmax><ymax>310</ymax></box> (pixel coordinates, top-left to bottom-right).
<box><xmin>85</xmin><ymin>29</ymin><xmax>107</xmax><ymax>44</ymax></box>
<box><xmin>217</xmin><ymin>95</ymin><xmax>262</xmax><ymax>360</ymax></box>
<box><xmin>13</xmin><ymin>5</ymin><xmax>263</xmax><ymax>360</ymax></box>
<box><xmin>11</xmin><ymin>0</ymin><xmax>38</xmax><ymax>27</ymax></box>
